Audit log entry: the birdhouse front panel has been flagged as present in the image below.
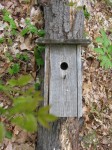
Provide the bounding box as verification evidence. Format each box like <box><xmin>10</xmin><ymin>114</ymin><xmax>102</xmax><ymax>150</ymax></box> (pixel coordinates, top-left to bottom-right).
<box><xmin>47</xmin><ymin>45</ymin><xmax>82</xmax><ymax>117</ymax></box>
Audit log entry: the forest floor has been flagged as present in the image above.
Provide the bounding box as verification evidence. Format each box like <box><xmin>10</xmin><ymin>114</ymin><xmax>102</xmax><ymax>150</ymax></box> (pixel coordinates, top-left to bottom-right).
<box><xmin>0</xmin><ymin>0</ymin><xmax>112</xmax><ymax>150</ymax></box>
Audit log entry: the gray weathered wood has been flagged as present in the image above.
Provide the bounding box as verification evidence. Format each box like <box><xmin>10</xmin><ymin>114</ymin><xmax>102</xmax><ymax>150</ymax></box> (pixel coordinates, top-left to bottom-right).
<box><xmin>44</xmin><ymin>46</ymin><xmax>50</xmax><ymax>106</ymax></box>
<box><xmin>43</xmin><ymin>0</ymin><xmax>84</xmax><ymax>117</ymax></box>
<box><xmin>77</xmin><ymin>45</ymin><xmax>82</xmax><ymax>118</ymax></box>
<box><xmin>36</xmin><ymin>38</ymin><xmax>91</xmax><ymax>46</ymax></box>
<box><xmin>49</xmin><ymin>45</ymin><xmax>77</xmax><ymax>117</ymax></box>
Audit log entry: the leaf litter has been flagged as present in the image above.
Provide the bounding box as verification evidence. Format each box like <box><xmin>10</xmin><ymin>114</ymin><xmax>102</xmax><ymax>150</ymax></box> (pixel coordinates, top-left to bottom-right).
<box><xmin>0</xmin><ymin>0</ymin><xmax>112</xmax><ymax>150</ymax></box>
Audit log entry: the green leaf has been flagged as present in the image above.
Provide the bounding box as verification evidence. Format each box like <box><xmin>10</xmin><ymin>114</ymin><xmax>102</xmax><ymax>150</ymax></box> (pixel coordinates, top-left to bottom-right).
<box><xmin>9</xmin><ymin>97</ymin><xmax>36</xmax><ymax>114</ymax></box>
<box><xmin>94</xmin><ymin>48</ymin><xmax>105</xmax><ymax>55</ymax></box>
<box><xmin>37</xmin><ymin>30</ymin><xmax>45</xmax><ymax>37</ymax></box>
<box><xmin>35</xmin><ymin>83</ymin><xmax>40</xmax><ymax>91</ymax></box>
<box><xmin>8</xmin><ymin>63</ymin><xmax>20</xmax><ymax>75</ymax></box>
<box><xmin>21</xmin><ymin>28</ymin><xmax>29</xmax><ymax>36</ymax></box>
<box><xmin>5</xmin><ymin>130</ymin><xmax>13</xmax><ymax>139</ymax></box>
<box><xmin>8</xmin><ymin>75</ymin><xmax>32</xmax><ymax>87</ymax></box>
<box><xmin>11</xmin><ymin>29</ymin><xmax>17</xmax><ymax>36</ymax></box>
<box><xmin>25</xmin><ymin>18</ymin><xmax>30</xmax><ymax>25</ymax></box>
<box><xmin>17</xmin><ymin>74</ymin><xmax>32</xmax><ymax>86</ymax></box>
<box><xmin>95</xmin><ymin>37</ymin><xmax>103</xmax><ymax>43</ymax></box>
<box><xmin>103</xmin><ymin>38</ymin><xmax>111</xmax><ymax>47</ymax></box>
<box><xmin>38</xmin><ymin>106</ymin><xmax>50</xmax><ymax>115</ymax></box>
<box><xmin>5</xmin><ymin>52</ymin><xmax>13</xmax><ymax>61</ymax></box>
<box><xmin>38</xmin><ymin>45</ymin><xmax>45</xmax><ymax>52</ymax></box>
<box><xmin>9</xmin><ymin>92</ymin><xmax>42</xmax><ymax>114</ymax></box>
<box><xmin>94</xmin><ymin>29</ymin><xmax>112</xmax><ymax>69</ymax></box>
<box><xmin>8</xmin><ymin>79</ymin><xmax>18</xmax><ymax>87</ymax></box>
<box><xmin>0</xmin><ymin>84</ymin><xmax>6</xmax><ymax>91</ymax></box>
<box><xmin>2</xmin><ymin>9</ymin><xmax>10</xmax><ymax>16</ymax></box>
<box><xmin>16</xmin><ymin>53</ymin><xmax>29</xmax><ymax>61</ymax></box>
<box><xmin>28</xmin><ymin>25</ymin><xmax>38</xmax><ymax>34</ymax></box>
<box><xmin>83</xmin><ymin>6</ymin><xmax>90</xmax><ymax>19</ymax></box>
<box><xmin>100</xmin><ymin>29</ymin><xmax>107</xmax><ymax>38</ymax></box>
<box><xmin>0</xmin><ymin>123</ymin><xmax>5</xmax><ymax>142</ymax></box>
<box><xmin>3</xmin><ymin>10</ymin><xmax>17</xmax><ymax>32</ymax></box>
<box><xmin>0</xmin><ymin>107</ymin><xmax>6</xmax><ymax>115</ymax></box>
<box><xmin>37</xmin><ymin>116</ymin><xmax>50</xmax><ymax>128</ymax></box>
<box><xmin>45</xmin><ymin>114</ymin><xmax>58</xmax><ymax>122</ymax></box>
<box><xmin>37</xmin><ymin>106</ymin><xmax>57</xmax><ymax>128</ymax></box>
<box><xmin>99</xmin><ymin>55</ymin><xmax>112</xmax><ymax>69</ymax></box>
<box><xmin>0</xmin><ymin>38</ymin><xmax>4</xmax><ymax>44</ymax></box>
<box><xmin>100</xmin><ymin>29</ymin><xmax>110</xmax><ymax>47</ymax></box>
<box><xmin>11</xmin><ymin>114</ymin><xmax>37</xmax><ymax>132</ymax></box>
<box><xmin>36</xmin><ymin>58</ymin><xmax>44</xmax><ymax>66</ymax></box>
<box><xmin>108</xmin><ymin>45</ymin><xmax>112</xmax><ymax>54</ymax></box>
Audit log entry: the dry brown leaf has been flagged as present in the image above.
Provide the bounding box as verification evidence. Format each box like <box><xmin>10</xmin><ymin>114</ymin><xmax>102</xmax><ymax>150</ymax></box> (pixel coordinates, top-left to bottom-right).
<box><xmin>5</xmin><ymin>142</ymin><xmax>13</xmax><ymax>150</ymax></box>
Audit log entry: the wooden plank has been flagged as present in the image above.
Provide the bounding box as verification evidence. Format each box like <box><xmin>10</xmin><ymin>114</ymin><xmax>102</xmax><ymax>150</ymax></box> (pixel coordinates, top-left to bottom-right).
<box><xmin>44</xmin><ymin>46</ymin><xmax>50</xmax><ymax>105</ymax></box>
<box><xmin>49</xmin><ymin>45</ymin><xmax>78</xmax><ymax>117</ymax></box>
<box><xmin>76</xmin><ymin>45</ymin><xmax>82</xmax><ymax>118</ymax></box>
<box><xmin>36</xmin><ymin>38</ymin><xmax>91</xmax><ymax>46</ymax></box>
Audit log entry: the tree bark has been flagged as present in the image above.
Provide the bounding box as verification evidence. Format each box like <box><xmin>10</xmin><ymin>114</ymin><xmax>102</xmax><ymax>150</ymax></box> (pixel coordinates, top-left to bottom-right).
<box><xmin>37</xmin><ymin>118</ymin><xmax>80</xmax><ymax>150</ymax></box>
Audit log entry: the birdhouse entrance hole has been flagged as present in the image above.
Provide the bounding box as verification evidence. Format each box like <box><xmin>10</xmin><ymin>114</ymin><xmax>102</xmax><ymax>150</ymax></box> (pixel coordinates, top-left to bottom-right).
<box><xmin>60</xmin><ymin>62</ymin><xmax>68</xmax><ymax>70</ymax></box>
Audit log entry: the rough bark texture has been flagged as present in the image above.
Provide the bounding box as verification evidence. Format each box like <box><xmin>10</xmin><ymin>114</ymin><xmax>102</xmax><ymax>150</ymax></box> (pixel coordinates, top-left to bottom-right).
<box><xmin>37</xmin><ymin>118</ymin><xmax>80</xmax><ymax>150</ymax></box>
<box><xmin>44</xmin><ymin>0</ymin><xmax>84</xmax><ymax>40</ymax></box>
<box><xmin>37</xmin><ymin>0</ymin><xmax>84</xmax><ymax>149</ymax></box>
<box><xmin>37</xmin><ymin>118</ymin><xmax>66</xmax><ymax>150</ymax></box>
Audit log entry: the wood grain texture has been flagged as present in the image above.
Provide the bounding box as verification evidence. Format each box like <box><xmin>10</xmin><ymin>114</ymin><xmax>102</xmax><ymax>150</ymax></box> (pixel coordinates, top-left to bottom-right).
<box><xmin>43</xmin><ymin>0</ymin><xmax>84</xmax><ymax>117</ymax></box>
<box><xmin>49</xmin><ymin>45</ymin><xmax>78</xmax><ymax>117</ymax></box>
<box><xmin>36</xmin><ymin>38</ymin><xmax>91</xmax><ymax>45</ymax></box>
<box><xmin>76</xmin><ymin>45</ymin><xmax>82</xmax><ymax>118</ymax></box>
<box><xmin>44</xmin><ymin>46</ymin><xmax>50</xmax><ymax>106</ymax></box>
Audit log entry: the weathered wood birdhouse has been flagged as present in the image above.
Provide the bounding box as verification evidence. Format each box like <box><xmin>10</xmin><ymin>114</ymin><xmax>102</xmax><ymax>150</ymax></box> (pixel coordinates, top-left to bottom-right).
<box><xmin>37</xmin><ymin>0</ymin><xmax>90</xmax><ymax>117</ymax></box>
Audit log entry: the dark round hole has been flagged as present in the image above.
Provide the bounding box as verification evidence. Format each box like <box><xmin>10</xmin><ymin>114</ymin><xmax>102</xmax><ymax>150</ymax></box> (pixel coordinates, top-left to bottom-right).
<box><xmin>60</xmin><ymin>62</ymin><xmax>68</xmax><ymax>70</ymax></box>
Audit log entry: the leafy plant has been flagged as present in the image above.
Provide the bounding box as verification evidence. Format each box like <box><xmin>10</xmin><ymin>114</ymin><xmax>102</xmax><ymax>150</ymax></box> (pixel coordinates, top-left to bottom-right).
<box><xmin>0</xmin><ymin>8</ymin><xmax>57</xmax><ymax>143</ymax></box>
<box><xmin>16</xmin><ymin>53</ymin><xmax>29</xmax><ymax>62</ymax></box>
<box><xmin>0</xmin><ymin>37</ymin><xmax>4</xmax><ymax>44</ymax></box>
<box><xmin>0</xmin><ymin>123</ymin><xmax>5</xmax><ymax>142</ymax></box>
<box><xmin>34</xmin><ymin>45</ymin><xmax>45</xmax><ymax>67</ymax></box>
<box><xmin>8</xmin><ymin>63</ymin><xmax>20</xmax><ymax>75</ymax></box>
<box><xmin>0</xmin><ymin>75</ymin><xmax>57</xmax><ymax>142</ymax></box>
<box><xmin>21</xmin><ymin>18</ymin><xmax>45</xmax><ymax>37</ymax></box>
<box><xmin>94</xmin><ymin>29</ymin><xmax>112</xmax><ymax>69</ymax></box>
<box><xmin>83</xmin><ymin>5</ymin><xmax>90</xmax><ymax>19</ymax></box>
<box><xmin>5</xmin><ymin>52</ymin><xmax>13</xmax><ymax>61</ymax></box>
<box><xmin>2</xmin><ymin>9</ymin><xmax>17</xmax><ymax>35</ymax></box>
<box><xmin>5</xmin><ymin>130</ymin><xmax>13</xmax><ymax>139</ymax></box>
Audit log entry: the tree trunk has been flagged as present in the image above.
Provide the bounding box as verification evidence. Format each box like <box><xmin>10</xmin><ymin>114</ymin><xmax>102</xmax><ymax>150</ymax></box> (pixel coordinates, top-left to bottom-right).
<box><xmin>37</xmin><ymin>118</ymin><xmax>80</xmax><ymax>150</ymax></box>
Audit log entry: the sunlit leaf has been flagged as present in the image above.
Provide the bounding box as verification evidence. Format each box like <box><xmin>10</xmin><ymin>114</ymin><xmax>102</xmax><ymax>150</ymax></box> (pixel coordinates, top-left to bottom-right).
<box><xmin>0</xmin><ymin>123</ymin><xmax>5</xmax><ymax>142</ymax></box>
<box><xmin>94</xmin><ymin>48</ymin><xmax>105</xmax><ymax>55</ymax></box>
<box><xmin>17</xmin><ymin>74</ymin><xmax>33</xmax><ymax>86</ymax></box>
<box><xmin>37</xmin><ymin>116</ymin><xmax>50</xmax><ymax>128</ymax></box>
<box><xmin>11</xmin><ymin>114</ymin><xmax>37</xmax><ymax>132</ymax></box>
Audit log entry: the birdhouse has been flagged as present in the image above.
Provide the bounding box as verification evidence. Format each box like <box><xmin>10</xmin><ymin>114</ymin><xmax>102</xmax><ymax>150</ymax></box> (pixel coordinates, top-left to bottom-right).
<box><xmin>36</xmin><ymin>0</ymin><xmax>90</xmax><ymax>117</ymax></box>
